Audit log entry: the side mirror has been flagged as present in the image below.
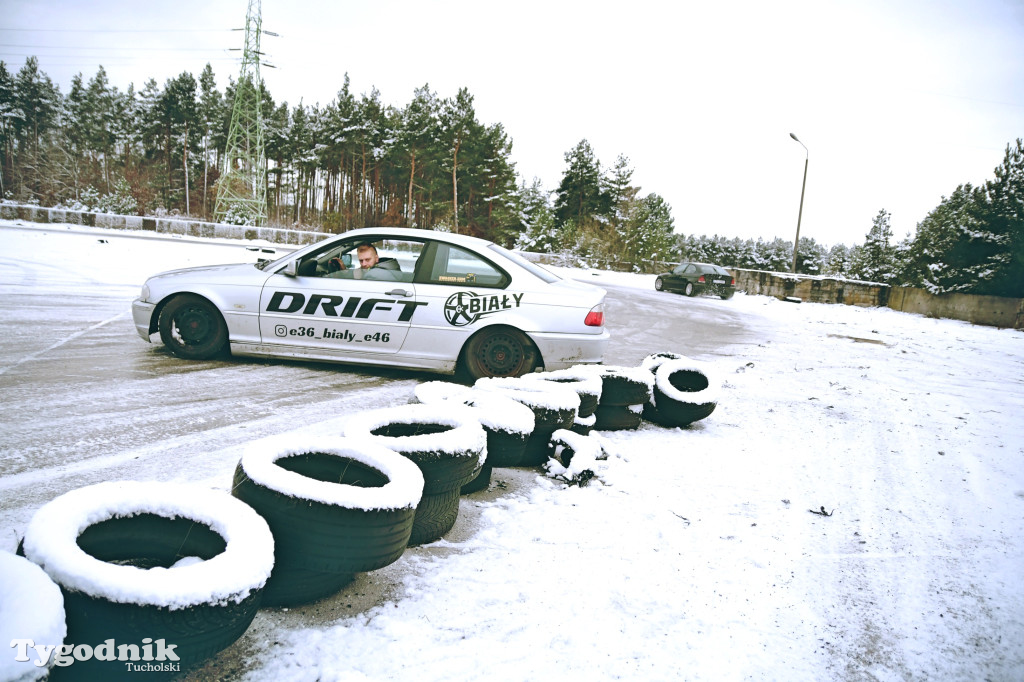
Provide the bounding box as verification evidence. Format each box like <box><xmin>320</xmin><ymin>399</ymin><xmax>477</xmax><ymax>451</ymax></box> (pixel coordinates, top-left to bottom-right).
<box><xmin>282</xmin><ymin>260</ymin><xmax>298</xmax><ymax>277</ymax></box>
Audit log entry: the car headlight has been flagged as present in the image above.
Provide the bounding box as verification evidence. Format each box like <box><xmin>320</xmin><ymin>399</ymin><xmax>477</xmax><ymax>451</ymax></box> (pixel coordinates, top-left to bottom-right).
<box><xmin>140</xmin><ymin>284</ymin><xmax>150</xmax><ymax>301</ymax></box>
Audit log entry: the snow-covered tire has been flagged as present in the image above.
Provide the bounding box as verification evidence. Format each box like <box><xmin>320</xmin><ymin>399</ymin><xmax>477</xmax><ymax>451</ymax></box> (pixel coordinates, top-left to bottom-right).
<box><xmin>646</xmin><ymin>357</ymin><xmax>720</xmax><ymax>427</ymax></box>
<box><xmin>231</xmin><ymin>436</ymin><xmax>424</xmax><ymax>605</ymax></box>
<box><xmin>413</xmin><ymin>382</ymin><xmax>534</xmax><ymax>469</ymax></box>
<box><xmin>460</xmin><ymin>463</ymin><xmax>493</xmax><ymax>494</ymax></box>
<box><xmin>1</xmin><ymin>552</ymin><xmax>66</xmax><ymax>682</ymax></box>
<box><xmin>571</xmin><ymin>412</ymin><xmax>597</xmax><ymax>436</ymax></box>
<box><xmin>407</xmin><ymin>490</ymin><xmax>461</xmax><ymax>546</ymax></box>
<box><xmin>347</xmin><ymin>404</ymin><xmax>487</xmax><ymax>494</ymax></box>
<box><xmin>593</xmin><ymin>404</ymin><xmax>643</xmax><ymax>431</ymax></box>
<box><xmin>639</xmin><ymin>352</ymin><xmax>687</xmax><ymax>375</ymax></box>
<box><xmin>586</xmin><ymin>365</ymin><xmax>654</xmax><ymax>407</ymax></box>
<box><xmin>474</xmin><ymin>377</ymin><xmax>580</xmax><ymax>466</ymax></box>
<box><xmin>20</xmin><ymin>481</ymin><xmax>274</xmax><ymax>675</ymax></box>
<box><xmin>523</xmin><ymin>367</ymin><xmax>603</xmax><ymax>418</ymax></box>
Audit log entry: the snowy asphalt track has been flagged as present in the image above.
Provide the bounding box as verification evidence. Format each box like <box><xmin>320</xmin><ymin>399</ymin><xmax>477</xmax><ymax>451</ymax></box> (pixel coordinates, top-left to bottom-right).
<box><xmin>2</xmin><ymin>221</ymin><xmax>1023</xmax><ymax>681</ymax></box>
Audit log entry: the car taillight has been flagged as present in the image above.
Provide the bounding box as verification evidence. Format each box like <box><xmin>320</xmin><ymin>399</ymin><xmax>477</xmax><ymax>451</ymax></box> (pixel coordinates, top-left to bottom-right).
<box><xmin>698</xmin><ymin>275</ymin><xmax>706</xmax><ymax>283</ymax></box>
<box><xmin>584</xmin><ymin>305</ymin><xmax>604</xmax><ymax>327</ymax></box>
<box><xmin>730</xmin><ymin>277</ymin><xmax>735</xmax><ymax>285</ymax></box>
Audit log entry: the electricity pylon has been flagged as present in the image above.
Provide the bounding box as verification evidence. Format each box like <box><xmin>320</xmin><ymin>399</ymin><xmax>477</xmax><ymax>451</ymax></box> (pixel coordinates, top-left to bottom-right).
<box><xmin>215</xmin><ymin>0</ymin><xmax>272</xmax><ymax>226</ymax></box>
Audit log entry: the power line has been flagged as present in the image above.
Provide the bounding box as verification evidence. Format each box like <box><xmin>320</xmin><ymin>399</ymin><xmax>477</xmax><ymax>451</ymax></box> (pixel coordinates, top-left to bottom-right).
<box><xmin>0</xmin><ymin>28</ymin><xmax>233</xmax><ymax>33</ymax></box>
<box><xmin>0</xmin><ymin>44</ymin><xmax>231</xmax><ymax>52</ymax></box>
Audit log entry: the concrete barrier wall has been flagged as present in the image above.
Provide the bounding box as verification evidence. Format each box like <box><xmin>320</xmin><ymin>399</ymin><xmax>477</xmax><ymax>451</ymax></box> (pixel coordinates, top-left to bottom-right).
<box><xmin>5</xmin><ymin>203</ymin><xmax>1021</xmax><ymax>330</ymax></box>
<box><xmin>0</xmin><ymin>202</ymin><xmax>325</xmax><ymax>247</ymax></box>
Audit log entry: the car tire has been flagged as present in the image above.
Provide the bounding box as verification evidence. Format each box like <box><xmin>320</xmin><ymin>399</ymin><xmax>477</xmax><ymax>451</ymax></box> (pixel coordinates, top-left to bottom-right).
<box><xmin>460</xmin><ymin>463</ymin><xmax>493</xmax><ymax>494</ymax></box>
<box><xmin>522</xmin><ymin>367</ymin><xmax>603</xmax><ymax>418</ymax></box>
<box><xmin>586</xmin><ymin>365</ymin><xmax>654</xmax><ymax>407</ymax></box>
<box><xmin>593</xmin><ymin>403</ymin><xmax>643</xmax><ymax>431</ymax></box>
<box><xmin>407</xmin><ymin>490</ymin><xmax>461</xmax><ymax>545</ymax></box>
<box><xmin>1</xmin><ymin>552</ymin><xmax>66</xmax><ymax>682</ymax></box>
<box><xmin>158</xmin><ymin>293</ymin><xmax>228</xmax><ymax>360</ymax></box>
<box><xmin>230</xmin><ymin>436</ymin><xmax>424</xmax><ymax>605</ymax></box>
<box><xmin>654</xmin><ymin>277</ymin><xmax>664</xmax><ymax>291</ymax></box>
<box><xmin>413</xmin><ymin>381</ymin><xmax>534</xmax><ymax>468</ymax></box>
<box><xmin>720</xmin><ymin>292</ymin><xmax>734</xmax><ymax>300</ymax></box>
<box><xmin>460</xmin><ymin>326</ymin><xmax>538</xmax><ymax>380</ymax></box>
<box><xmin>684</xmin><ymin>282</ymin><xmax>695</xmax><ymax>297</ymax></box>
<box><xmin>20</xmin><ymin>481</ymin><xmax>274</xmax><ymax>674</ymax></box>
<box><xmin>646</xmin><ymin>357</ymin><xmax>720</xmax><ymax>427</ymax></box>
<box><xmin>474</xmin><ymin>378</ymin><xmax>580</xmax><ymax>467</ymax></box>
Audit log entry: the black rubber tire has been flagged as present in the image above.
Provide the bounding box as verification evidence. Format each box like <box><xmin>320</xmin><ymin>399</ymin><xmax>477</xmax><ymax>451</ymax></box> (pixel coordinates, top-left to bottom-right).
<box><xmin>484</xmin><ymin>429</ymin><xmax>529</xmax><ymax>467</ymax></box>
<box><xmin>231</xmin><ymin>453</ymin><xmax>419</xmax><ymax>575</ymax></box>
<box><xmin>408</xmin><ymin>490</ymin><xmax>461</xmax><ymax>545</ymax></box>
<box><xmin>647</xmin><ymin>365</ymin><xmax>718</xmax><ymax>427</ymax></box>
<box><xmin>460</xmin><ymin>463</ymin><xmax>493</xmax><ymax>494</ymax></box>
<box><xmin>21</xmin><ymin>483</ymin><xmax>274</xmax><ymax>678</ymax></box>
<box><xmin>524</xmin><ymin>369</ymin><xmax>602</xmax><ymax>418</ymax></box>
<box><xmin>158</xmin><ymin>293</ymin><xmax>228</xmax><ymax>360</ymax></box>
<box><xmin>592</xmin><ymin>368</ymin><xmax>653</xmax><ymax>406</ymax></box>
<box><xmin>655</xmin><ymin>277</ymin><xmax>664</xmax><ymax>291</ymax></box>
<box><xmin>369</xmin><ymin>421</ymin><xmax>483</xmax><ymax>493</ymax></box>
<box><xmin>257</xmin><ymin>568</ymin><xmax>356</xmax><ymax>608</ymax></box>
<box><xmin>721</xmin><ymin>292</ymin><xmax>734</xmax><ymax>300</ymax></box>
<box><xmin>593</xmin><ymin>404</ymin><xmax>643</xmax><ymax>431</ymax></box>
<box><xmin>460</xmin><ymin>326</ymin><xmax>538</xmax><ymax>380</ymax></box>
<box><xmin>520</xmin><ymin>425</ymin><xmax>560</xmax><ymax>466</ymax></box>
<box><xmin>684</xmin><ymin>282</ymin><xmax>695</xmax><ymax>297</ymax></box>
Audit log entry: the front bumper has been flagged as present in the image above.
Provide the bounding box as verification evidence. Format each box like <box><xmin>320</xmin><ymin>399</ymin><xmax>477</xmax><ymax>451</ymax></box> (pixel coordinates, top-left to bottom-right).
<box><xmin>131</xmin><ymin>299</ymin><xmax>156</xmax><ymax>342</ymax></box>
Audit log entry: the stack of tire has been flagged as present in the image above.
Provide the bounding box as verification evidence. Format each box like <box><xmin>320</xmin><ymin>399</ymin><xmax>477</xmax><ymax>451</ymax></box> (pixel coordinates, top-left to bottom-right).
<box><xmin>522</xmin><ymin>367</ymin><xmax>603</xmax><ymax>436</ymax></box>
<box><xmin>585</xmin><ymin>365</ymin><xmax>655</xmax><ymax>431</ymax></box>
<box><xmin>640</xmin><ymin>352</ymin><xmax>720</xmax><ymax>428</ymax></box>
<box><xmin>344</xmin><ymin>404</ymin><xmax>487</xmax><ymax>545</ymax></box>
<box><xmin>231</xmin><ymin>436</ymin><xmax>424</xmax><ymax>606</ymax></box>
<box><xmin>17</xmin><ymin>481</ymin><xmax>277</xmax><ymax>678</ymax></box>
<box><xmin>1</xmin><ymin>551</ymin><xmax>66</xmax><ymax>682</ymax></box>
<box><xmin>472</xmin><ymin>377</ymin><xmax>580</xmax><ymax>466</ymax></box>
<box><xmin>413</xmin><ymin>381</ymin><xmax>535</xmax><ymax>492</ymax></box>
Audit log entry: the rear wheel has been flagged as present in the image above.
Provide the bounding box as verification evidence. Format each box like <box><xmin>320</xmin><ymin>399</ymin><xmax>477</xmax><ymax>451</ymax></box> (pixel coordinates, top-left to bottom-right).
<box><xmin>158</xmin><ymin>294</ymin><xmax>228</xmax><ymax>360</ymax></box>
<box><xmin>461</xmin><ymin>327</ymin><xmax>537</xmax><ymax>380</ymax></box>
<box><xmin>654</xmin><ymin>277</ymin><xmax>664</xmax><ymax>291</ymax></box>
<box><xmin>684</xmin><ymin>282</ymin><xmax>695</xmax><ymax>297</ymax></box>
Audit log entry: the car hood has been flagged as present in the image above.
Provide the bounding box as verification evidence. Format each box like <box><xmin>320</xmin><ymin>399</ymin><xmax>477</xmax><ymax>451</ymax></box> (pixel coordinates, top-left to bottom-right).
<box><xmin>146</xmin><ymin>262</ymin><xmax>259</xmax><ymax>282</ymax></box>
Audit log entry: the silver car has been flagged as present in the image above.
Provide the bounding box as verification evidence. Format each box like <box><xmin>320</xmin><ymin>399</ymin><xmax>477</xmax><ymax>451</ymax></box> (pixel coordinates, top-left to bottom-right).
<box><xmin>132</xmin><ymin>227</ymin><xmax>610</xmax><ymax>380</ymax></box>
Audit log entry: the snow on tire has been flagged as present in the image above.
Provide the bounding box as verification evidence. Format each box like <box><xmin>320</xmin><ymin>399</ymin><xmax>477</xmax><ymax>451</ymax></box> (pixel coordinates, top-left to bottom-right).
<box><xmin>231</xmin><ymin>436</ymin><xmax>425</xmax><ymax>606</ymax></box>
<box><xmin>585</xmin><ymin>365</ymin><xmax>654</xmax><ymax>407</ymax></box>
<box><xmin>20</xmin><ymin>481</ymin><xmax>274</xmax><ymax>676</ymax></box>
<box><xmin>522</xmin><ymin>367</ymin><xmax>603</xmax><ymax>418</ymax></box>
<box><xmin>474</xmin><ymin>377</ymin><xmax>580</xmax><ymax>467</ymax></box>
<box><xmin>414</xmin><ymin>381</ymin><xmax>534</xmax><ymax>470</ymax></box>
<box><xmin>346</xmin><ymin>404</ymin><xmax>486</xmax><ymax>544</ymax></box>
<box><xmin>347</xmin><ymin>404</ymin><xmax>487</xmax><ymax>494</ymax></box>
<box><xmin>645</xmin><ymin>357</ymin><xmax>721</xmax><ymax>427</ymax></box>
<box><xmin>1</xmin><ymin>551</ymin><xmax>66</xmax><ymax>682</ymax></box>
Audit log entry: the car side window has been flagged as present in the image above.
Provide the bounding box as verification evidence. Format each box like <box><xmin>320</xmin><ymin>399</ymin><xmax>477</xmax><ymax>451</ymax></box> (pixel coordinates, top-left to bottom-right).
<box><xmin>684</xmin><ymin>264</ymin><xmax>697</xmax><ymax>274</ymax></box>
<box><xmin>421</xmin><ymin>243</ymin><xmax>509</xmax><ymax>288</ymax></box>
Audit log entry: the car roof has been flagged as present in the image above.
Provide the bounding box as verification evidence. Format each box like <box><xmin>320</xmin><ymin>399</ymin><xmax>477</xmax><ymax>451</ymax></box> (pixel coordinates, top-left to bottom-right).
<box><xmin>341</xmin><ymin>227</ymin><xmax>495</xmax><ymax>249</ymax></box>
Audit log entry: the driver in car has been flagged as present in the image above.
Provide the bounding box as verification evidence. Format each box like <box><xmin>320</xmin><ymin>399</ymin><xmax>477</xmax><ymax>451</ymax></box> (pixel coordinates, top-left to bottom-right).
<box><xmin>327</xmin><ymin>243</ymin><xmax>401</xmax><ymax>280</ymax></box>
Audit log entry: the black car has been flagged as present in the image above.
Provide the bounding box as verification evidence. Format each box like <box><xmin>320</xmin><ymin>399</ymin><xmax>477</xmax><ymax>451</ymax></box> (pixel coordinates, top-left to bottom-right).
<box><xmin>654</xmin><ymin>262</ymin><xmax>736</xmax><ymax>299</ymax></box>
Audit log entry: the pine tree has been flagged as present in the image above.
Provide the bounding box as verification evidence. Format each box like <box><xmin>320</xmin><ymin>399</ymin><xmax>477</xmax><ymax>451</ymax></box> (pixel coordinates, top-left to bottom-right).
<box><xmin>553</xmin><ymin>139</ymin><xmax>610</xmax><ymax>241</ymax></box>
<box><xmin>981</xmin><ymin>139</ymin><xmax>1024</xmax><ymax>297</ymax></box>
<box><xmin>851</xmin><ymin>209</ymin><xmax>896</xmax><ymax>283</ymax></box>
<box><xmin>622</xmin><ymin>192</ymin><xmax>675</xmax><ymax>272</ymax></box>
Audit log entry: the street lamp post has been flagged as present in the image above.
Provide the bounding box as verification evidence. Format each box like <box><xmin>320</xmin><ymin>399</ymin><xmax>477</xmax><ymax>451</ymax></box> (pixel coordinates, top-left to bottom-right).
<box><xmin>790</xmin><ymin>133</ymin><xmax>808</xmax><ymax>274</ymax></box>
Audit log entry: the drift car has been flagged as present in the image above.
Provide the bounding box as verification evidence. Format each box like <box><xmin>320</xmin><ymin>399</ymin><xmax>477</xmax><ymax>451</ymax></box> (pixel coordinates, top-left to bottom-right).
<box><xmin>132</xmin><ymin>227</ymin><xmax>610</xmax><ymax>380</ymax></box>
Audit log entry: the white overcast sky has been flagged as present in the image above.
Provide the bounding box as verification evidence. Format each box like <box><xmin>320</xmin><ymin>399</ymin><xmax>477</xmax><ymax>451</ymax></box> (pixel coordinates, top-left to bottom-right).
<box><xmin>2</xmin><ymin>0</ymin><xmax>1022</xmax><ymax>247</ymax></box>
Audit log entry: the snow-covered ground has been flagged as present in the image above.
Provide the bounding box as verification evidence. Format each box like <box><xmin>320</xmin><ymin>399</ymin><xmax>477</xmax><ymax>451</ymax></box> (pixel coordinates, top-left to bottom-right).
<box><xmin>2</xmin><ymin>221</ymin><xmax>1023</xmax><ymax>681</ymax></box>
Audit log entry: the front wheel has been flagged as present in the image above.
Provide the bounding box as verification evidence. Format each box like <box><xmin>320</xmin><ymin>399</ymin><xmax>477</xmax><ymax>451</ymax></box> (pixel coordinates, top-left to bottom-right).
<box><xmin>158</xmin><ymin>294</ymin><xmax>228</xmax><ymax>360</ymax></box>
<box><xmin>460</xmin><ymin>327</ymin><xmax>537</xmax><ymax>381</ymax></box>
<box><xmin>654</xmin><ymin>277</ymin><xmax>664</xmax><ymax>291</ymax></box>
<box><xmin>684</xmin><ymin>282</ymin><xmax>695</xmax><ymax>297</ymax></box>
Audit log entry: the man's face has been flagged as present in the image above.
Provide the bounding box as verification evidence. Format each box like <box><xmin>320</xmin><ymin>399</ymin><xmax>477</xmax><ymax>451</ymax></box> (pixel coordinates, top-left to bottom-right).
<box><xmin>357</xmin><ymin>247</ymin><xmax>378</xmax><ymax>269</ymax></box>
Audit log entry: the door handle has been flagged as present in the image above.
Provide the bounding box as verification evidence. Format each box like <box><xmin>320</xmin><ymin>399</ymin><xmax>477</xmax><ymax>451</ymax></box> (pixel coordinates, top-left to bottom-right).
<box><xmin>386</xmin><ymin>289</ymin><xmax>413</xmax><ymax>297</ymax></box>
